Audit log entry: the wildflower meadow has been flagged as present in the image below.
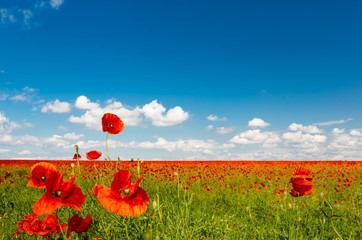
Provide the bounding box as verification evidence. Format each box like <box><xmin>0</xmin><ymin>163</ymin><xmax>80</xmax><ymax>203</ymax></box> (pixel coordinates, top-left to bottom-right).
<box><xmin>0</xmin><ymin>113</ymin><xmax>361</xmax><ymax>239</ymax></box>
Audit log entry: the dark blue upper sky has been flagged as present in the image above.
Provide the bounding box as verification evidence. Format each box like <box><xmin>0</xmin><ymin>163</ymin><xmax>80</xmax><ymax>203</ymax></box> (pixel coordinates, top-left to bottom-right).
<box><xmin>0</xmin><ymin>1</ymin><xmax>361</xmax><ymax>160</ymax></box>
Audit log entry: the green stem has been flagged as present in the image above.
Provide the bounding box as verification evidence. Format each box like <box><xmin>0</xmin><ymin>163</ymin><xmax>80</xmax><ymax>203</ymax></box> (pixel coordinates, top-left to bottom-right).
<box><xmin>105</xmin><ymin>132</ymin><xmax>114</xmax><ymax>168</ymax></box>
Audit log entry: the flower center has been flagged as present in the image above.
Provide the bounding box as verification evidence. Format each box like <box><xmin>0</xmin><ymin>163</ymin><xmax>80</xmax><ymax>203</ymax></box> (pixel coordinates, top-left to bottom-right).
<box><xmin>120</xmin><ymin>188</ymin><xmax>131</xmax><ymax>196</ymax></box>
<box><xmin>52</xmin><ymin>190</ymin><xmax>62</xmax><ymax>198</ymax></box>
<box><xmin>109</xmin><ymin>124</ymin><xmax>114</xmax><ymax>129</ymax></box>
<box><xmin>40</xmin><ymin>176</ymin><xmax>46</xmax><ymax>181</ymax></box>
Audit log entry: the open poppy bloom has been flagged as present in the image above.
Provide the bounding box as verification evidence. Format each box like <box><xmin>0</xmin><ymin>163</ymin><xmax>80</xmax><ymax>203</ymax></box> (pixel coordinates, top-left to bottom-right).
<box><xmin>33</xmin><ymin>171</ymin><xmax>87</xmax><ymax>215</ymax></box>
<box><xmin>17</xmin><ymin>213</ymin><xmax>65</xmax><ymax>236</ymax></box>
<box><xmin>293</xmin><ymin>166</ymin><xmax>313</xmax><ymax>181</ymax></box>
<box><xmin>27</xmin><ymin>162</ymin><xmax>58</xmax><ymax>188</ymax></box>
<box><xmin>92</xmin><ymin>170</ymin><xmax>148</xmax><ymax>216</ymax></box>
<box><xmin>289</xmin><ymin>177</ymin><xmax>314</xmax><ymax>197</ymax></box>
<box><xmin>66</xmin><ymin>213</ymin><xmax>92</xmax><ymax>238</ymax></box>
<box><xmin>102</xmin><ymin>113</ymin><xmax>124</xmax><ymax>135</ymax></box>
<box><xmin>86</xmin><ymin>151</ymin><xmax>102</xmax><ymax>160</ymax></box>
<box><xmin>73</xmin><ymin>154</ymin><xmax>81</xmax><ymax>160</ymax></box>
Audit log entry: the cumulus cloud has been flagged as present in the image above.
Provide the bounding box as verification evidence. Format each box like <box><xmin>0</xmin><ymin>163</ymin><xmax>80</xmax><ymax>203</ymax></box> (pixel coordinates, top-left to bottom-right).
<box><xmin>313</xmin><ymin>118</ymin><xmax>353</xmax><ymax>126</ymax></box>
<box><xmin>207</xmin><ymin>114</ymin><xmax>227</xmax><ymax>121</ymax></box>
<box><xmin>230</xmin><ymin>129</ymin><xmax>281</xmax><ymax>148</ymax></box>
<box><xmin>215</xmin><ymin>127</ymin><xmax>235</xmax><ymax>135</ymax></box>
<box><xmin>75</xmin><ymin>95</ymin><xmax>100</xmax><ymax>109</ymax></box>
<box><xmin>288</xmin><ymin>123</ymin><xmax>321</xmax><ymax>134</ymax></box>
<box><xmin>248</xmin><ymin>118</ymin><xmax>270</xmax><ymax>128</ymax></box>
<box><xmin>69</xmin><ymin>97</ymin><xmax>143</xmax><ymax>129</ymax></box>
<box><xmin>41</xmin><ymin>99</ymin><xmax>71</xmax><ymax>113</ymax></box>
<box><xmin>142</xmin><ymin>100</ymin><xmax>189</xmax><ymax>126</ymax></box>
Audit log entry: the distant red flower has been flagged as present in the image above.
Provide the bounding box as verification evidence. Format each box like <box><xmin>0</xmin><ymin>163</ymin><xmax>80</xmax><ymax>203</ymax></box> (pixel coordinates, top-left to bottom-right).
<box><xmin>66</xmin><ymin>214</ymin><xmax>92</xmax><ymax>238</ymax></box>
<box><xmin>86</xmin><ymin>151</ymin><xmax>102</xmax><ymax>160</ymax></box>
<box><xmin>275</xmin><ymin>188</ymin><xmax>285</xmax><ymax>194</ymax></box>
<box><xmin>73</xmin><ymin>154</ymin><xmax>81</xmax><ymax>160</ymax></box>
<box><xmin>92</xmin><ymin>170</ymin><xmax>148</xmax><ymax>216</ymax></box>
<box><xmin>27</xmin><ymin>162</ymin><xmax>58</xmax><ymax>188</ymax></box>
<box><xmin>32</xmin><ymin>171</ymin><xmax>87</xmax><ymax>215</ymax></box>
<box><xmin>102</xmin><ymin>113</ymin><xmax>124</xmax><ymax>135</ymax></box>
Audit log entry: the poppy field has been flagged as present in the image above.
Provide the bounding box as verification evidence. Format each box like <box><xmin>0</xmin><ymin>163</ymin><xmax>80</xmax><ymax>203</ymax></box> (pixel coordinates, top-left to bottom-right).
<box><xmin>0</xmin><ymin>159</ymin><xmax>361</xmax><ymax>240</ymax></box>
<box><xmin>0</xmin><ymin>113</ymin><xmax>361</xmax><ymax>239</ymax></box>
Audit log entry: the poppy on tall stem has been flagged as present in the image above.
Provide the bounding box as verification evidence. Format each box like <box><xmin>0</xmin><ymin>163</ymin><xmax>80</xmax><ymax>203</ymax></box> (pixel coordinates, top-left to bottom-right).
<box><xmin>86</xmin><ymin>150</ymin><xmax>102</xmax><ymax>172</ymax></box>
<box><xmin>73</xmin><ymin>145</ymin><xmax>81</xmax><ymax>174</ymax></box>
<box><xmin>102</xmin><ymin>113</ymin><xmax>124</xmax><ymax>168</ymax></box>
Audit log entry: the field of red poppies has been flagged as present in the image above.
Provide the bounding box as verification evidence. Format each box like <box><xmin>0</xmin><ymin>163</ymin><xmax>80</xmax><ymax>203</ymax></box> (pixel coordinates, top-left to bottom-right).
<box><xmin>0</xmin><ymin>114</ymin><xmax>361</xmax><ymax>239</ymax></box>
<box><xmin>0</xmin><ymin>159</ymin><xmax>361</xmax><ymax>239</ymax></box>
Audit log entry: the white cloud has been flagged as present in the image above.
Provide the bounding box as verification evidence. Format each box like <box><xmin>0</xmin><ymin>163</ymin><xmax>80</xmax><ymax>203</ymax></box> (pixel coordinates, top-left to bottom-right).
<box><xmin>63</xmin><ymin>132</ymin><xmax>84</xmax><ymax>140</ymax></box>
<box><xmin>69</xmin><ymin>96</ymin><xmax>143</xmax><ymax>129</ymax></box>
<box><xmin>107</xmin><ymin>137</ymin><xmax>234</xmax><ymax>154</ymax></box>
<box><xmin>288</xmin><ymin>123</ymin><xmax>321</xmax><ymax>134</ymax></box>
<box><xmin>10</xmin><ymin>94</ymin><xmax>27</xmax><ymax>102</ymax></box>
<box><xmin>18</xmin><ymin>150</ymin><xmax>32</xmax><ymax>155</ymax></box>
<box><xmin>0</xmin><ymin>112</ymin><xmax>32</xmax><ymax>133</ymax></box>
<box><xmin>41</xmin><ymin>99</ymin><xmax>71</xmax><ymax>113</ymax></box>
<box><xmin>248</xmin><ymin>118</ymin><xmax>270</xmax><ymax>128</ymax></box>
<box><xmin>142</xmin><ymin>100</ymin><xmax>189</xmax><ymax>126</ymax></box>
<box><xmin>313</xmin><ymin>118</ymin><xmax>353</xmax><ymax>126</ymax></box>
<box><xmin>230</xmin><ymin>129</ymin><xmax>281</xmax><ymax>148</ymax></box>
<box><xmin>350</xmin><ymin>130</ymin><xmax>361</xmax><ymax>136</ymax></box>
<box><xmin>215</xmin><ymin>127</ymin><xmax>235</xmax><ymax>134</ymax></box>
<box><xmin>22</xmin><ymin>9</ymin><xmax>32</xmax><ymax>25</ymax></box>
<box><xmin>207</xmin><ymin>114</ymin><xmax>227</xmax><ymax>121</ymax></box>
<box><xmin>207</xmin><ymin>125</ymin><xmax>213</xmax><ymax>131</ymax></box>
<box><xmin>332</xmin><ymin>128</ymin><xmax>345</xmax><ymax>134</ymax></box>
<box><xmin>50</xmin><ymin>0</ymin><xmax>64</xmax><ymax>9</ymax></box>
<box><xmin>75</xmin><ymin>95</ymin><xmax>100</xmax><ymax>109</ymax></box>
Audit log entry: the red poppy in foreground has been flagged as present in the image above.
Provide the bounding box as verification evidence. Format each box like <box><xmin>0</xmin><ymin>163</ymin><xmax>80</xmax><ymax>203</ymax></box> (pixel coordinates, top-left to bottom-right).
<box><xmin>289</xmin><ymin>167</ymin><xmax>314</xmax><ymax>197</ymax></box>
<box><xmin>17</xmin><ymin>213</ymin><xmax>66</xmax><ymax>236</ymax></box>
<box><xmin>27</xmin><ymin>162</ymin><xmax>58</xmax><ymax>188</ymax></box>
<box><xmin>289</xmin><ymin>177</ymin><xmax>314</xmax><ymax>197</ymax></box>
<box><xmin>66</xmin><ymin>213</ymin><xmax>92</xmax><ymax>238</ymax></box>
<box><xmin>102</xmin><ymin>113</ymin><xmax>124</xmax><ymax>135</ymax></box>
<box><xmin>33</xmin><ymin>171</ymin><xmax>87</xmax><ymax>215</ymax></box>
<box><xmin>86</xmin><ymin>151</ymin><xmax>102</xmax><ymax>160</ymax></box>
<box><xmin>92</xmin><ymin>170</ymin><xmax>148</xmax><ymax>216</ymax></box>
<box><xmin>293</xmin><ymin>166</ymin><xmax>313</xmax><ymax>181</ymax></box>
<box><xmin>73</xmin><ymin>154</ymin><xmax>81</xmax><ymax>160</ymax></box>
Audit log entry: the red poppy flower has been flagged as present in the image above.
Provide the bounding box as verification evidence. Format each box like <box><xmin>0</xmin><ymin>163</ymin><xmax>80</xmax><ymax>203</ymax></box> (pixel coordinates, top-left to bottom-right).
<box><xmin>92</xmin><ymin>170</ymin><xmax>148</xmax><ymax>216</ymax></box>
<box><xmin>32</xmin><ymin>171</ymin><xmax>87</xmax><ymax>215</ymax></box>
<box><xmin>66</xmin><ymin>214</ymin><xmax>92</xmax><ymax>238</ymax></box>
<box><xmin>102</xmin><ymin>113</ymin><xmax>124</xmax><ymax>135</ymax></box>
<box><xmin>289</xmin><ymin>177</ymin><xmax>314</xmax><ymax>197</ymax></box>
<box><xmin>275</xmin><ymin>188</ymin><xmax>285</xmax><ymax>194</ymax></box>
<box><xmin>27</xmin><ymin>162</ymin><xmax>58</xmax><ymax>188</ymax></box>
<box><xmin>86</xmin><ymin>151</ymin><xmax>102</xmax><ymax>160</ymax></box>
<box><xmin>73</xmin><ymin>154</ymin><xmax>81</xmax><ymax>160</ymax></box>
<box><xmin>43</xmin><ymin>214</ymin><xmax>67</xmax><ymax>234</ymax></box>
<box><xmin>17</xmin><ymin>213</ymin><xmax>65</xmax><ymax>236</ymax></box>
<box><xmin>293</xmin><ymin>166</ymin><xmax>312</xmax><ymax>181</ymax></box>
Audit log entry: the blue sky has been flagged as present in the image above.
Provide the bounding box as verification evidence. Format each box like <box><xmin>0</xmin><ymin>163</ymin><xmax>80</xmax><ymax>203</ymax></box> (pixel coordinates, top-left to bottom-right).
<box><xmin>1</xmin><ymin>0</ymin><xmax>362</xmax><ymax>160</ymax></box>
